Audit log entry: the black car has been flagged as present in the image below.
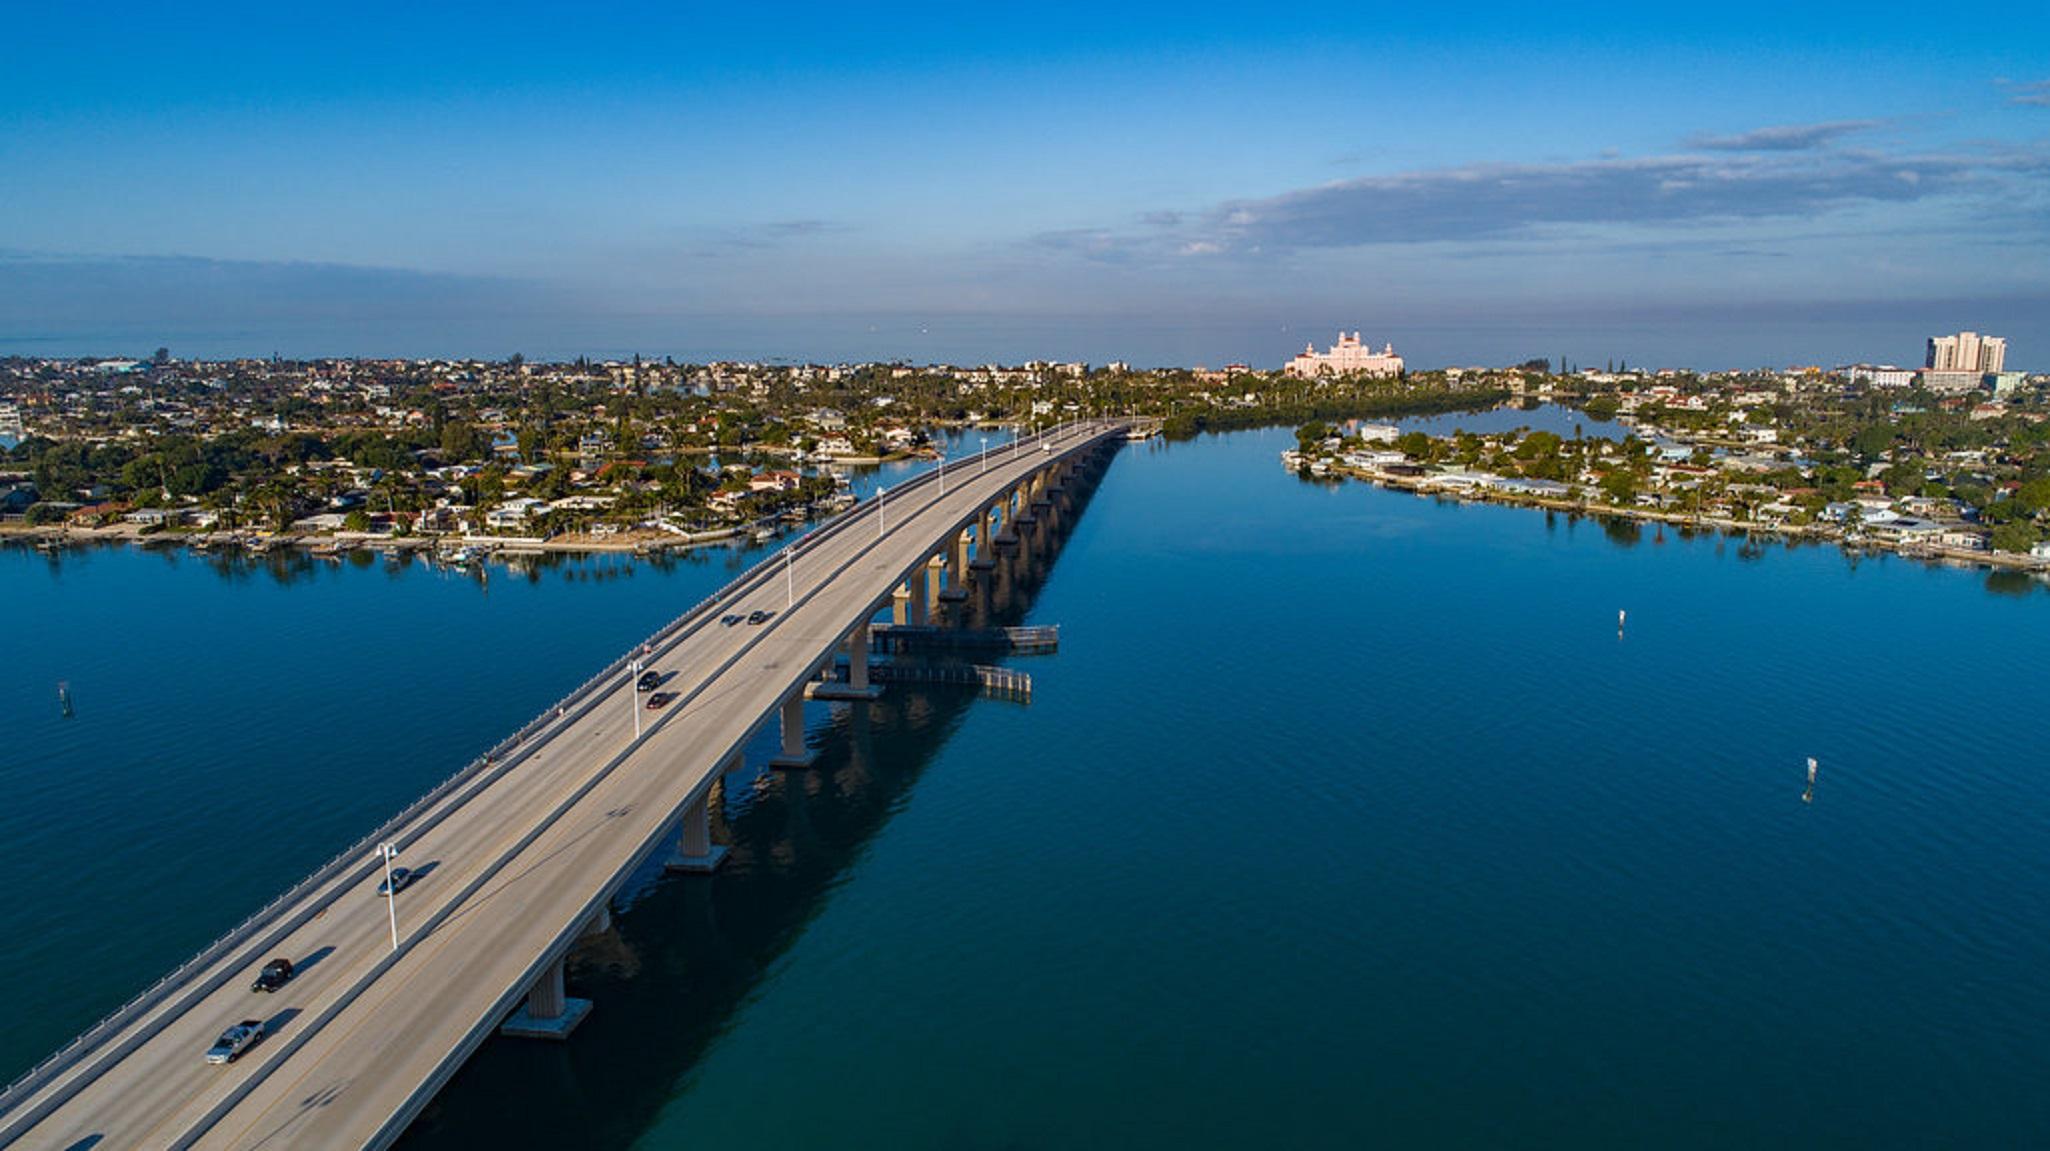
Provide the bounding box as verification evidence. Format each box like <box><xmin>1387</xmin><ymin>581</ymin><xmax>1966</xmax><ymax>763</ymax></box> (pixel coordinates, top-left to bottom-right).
<box><xmin>636</xmin><ymin>669</ymin><xmax>661</xmax><ymax>692</ymax></box>
<box><xmin>746</xmin><ymin>610</ymin><xmax>773</xmax><ymax>625</ymax></box>
<box><xmin>377</xmin><ymin>867</ymin><xmax>414</xmax><ymax>896</ymax></box>
<box><xmin>251</xmin><ymin>957</ymin><xmax>294</xmax><ymax>993</ymax></box>
<box><xmin>720</xmin><ymin>614</ymin><xmax>743</xmax><ymax>627</ymax></box>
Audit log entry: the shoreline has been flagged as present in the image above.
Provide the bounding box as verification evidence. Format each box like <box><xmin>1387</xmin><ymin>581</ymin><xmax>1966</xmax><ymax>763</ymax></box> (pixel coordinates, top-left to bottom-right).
<box><xmin>0</xmin><ymin>521</ymin><xmax>772</xmax><ymax>558</ymax></box>
<box><xmin>1319</xmin><ymin>462</ymin><xmax>2050</xmax><ymax>574</ymax></box>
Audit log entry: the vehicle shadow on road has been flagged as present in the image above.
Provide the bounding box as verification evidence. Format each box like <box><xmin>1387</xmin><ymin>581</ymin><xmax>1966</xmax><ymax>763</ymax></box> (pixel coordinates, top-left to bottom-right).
<box><xmin>294</xmin><ymin>945</ymin><xmax>336</xmax><ymax>976</ymax></box>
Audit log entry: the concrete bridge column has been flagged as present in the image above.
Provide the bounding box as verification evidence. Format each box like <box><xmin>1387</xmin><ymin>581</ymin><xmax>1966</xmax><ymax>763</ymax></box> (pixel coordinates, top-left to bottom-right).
<box><xmin>892</xmin><ymin>582</ymin><xmax>911</xmax><ymax>625</ymax></box>
<box><xmin>666</xmin><ymin>783</ymin><xmax>730</xmax><ymax>873</ymax></box>
<box><xmin>501</xmin><ymin>955</ymin><xmax>592</xmax><ymax>1040</ymax></box>
<box><xmin>997</xmin><ymin>487</ymin><xmax>1022</xmax><ymax>546</ymax></box>
<box><xmin>925</xmin><ymin>553</ymin><xmax>948</xmax><ymax>612</ymax></box>
<box><xmin>814</xmin><ymin>620</ymin><xmax>883</xmax><ymax>701</ymax></box>
<box><xmin>942</xmin><ymin>536</ymin><xmax>970</xmax><ymax>601</ymax></box>
<box><xmin>972</xmin><ymin>509</ymin><xmax>996</xmax><ymax>569</ymax></box>
<box><xmin>849</xmin><ymin>622</ymin><xmax>871</xmax><ymax>690</ymax></box>
<box><xmin>770</xmin><ymin>693</ymin><xmax>817</xmax><ymax>768</ymax></box>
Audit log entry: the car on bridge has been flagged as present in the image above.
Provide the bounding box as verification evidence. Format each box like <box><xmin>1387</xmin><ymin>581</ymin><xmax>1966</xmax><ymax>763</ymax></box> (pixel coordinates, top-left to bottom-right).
<box><xmin>646</xmin><ymin>691</ymin><xmax>676</xmax><ymax>710</ymax></box>
<box><xmin>747</xmin><ymin>610</ymin><xmax>774</xmax><ymax>624</ymax></box>
<box><xmin>636</xmin><ymin>669</ymin><xmax>662</xmax><ymax>692</ymax></box>
<box><xmin>251</xmin><ymin>958</ymin><xmax>294</xmax><ymax>993</ymax></box>
<box><xmin>377</xmin><ymin>867</ymin><xmax>414</xmax><ymax>896</ymax></box>
<box><xmin>721</xmin><ymin>613</ymin><xmax>743</xmax><ymax>626</ymax></box>
<box><xmin>204</xmin><ymin>1020</ymin><xmax>265</xmax><ymax>1065</ymax></box>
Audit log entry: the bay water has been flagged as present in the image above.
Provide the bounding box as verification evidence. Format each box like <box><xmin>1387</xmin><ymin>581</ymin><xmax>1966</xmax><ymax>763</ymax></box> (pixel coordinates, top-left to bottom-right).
<box><xmin>4</xmin><ymin>421</ymin><xmax>2047</xmax><ymax>1147</ymax></box>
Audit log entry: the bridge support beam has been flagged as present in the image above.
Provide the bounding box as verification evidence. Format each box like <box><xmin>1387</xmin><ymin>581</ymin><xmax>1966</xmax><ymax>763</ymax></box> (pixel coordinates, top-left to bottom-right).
<box><xmin>892</xmin><ymin>582</ymin><xmax>911</xmax><ymax>625</ymax></box>
<box><xmin>664</xmin><ymin>783</ymin><xmax>730</xmax><ymax>873</ymax></box>
<box><xmin>769</xmin><ymin>694</ymin><xmax>816</xmax><ymax>768</ymax></box>
<box><xmin>500</xmin><ymin>956</ymin><xmax>592</xmax><ymax>1040</ymax></box>
<box><xmin>923</xmin><ymin>554</ymin><xmax>945</xmax><ymax>615</ymax></box>
<box><xmin>813</xmin><ymin>620</ymin><xmax>884</xmax><ymax>701</ymax></box>
<box><xmin>972</xmin><ymin>509</ymin><xmax>996</xmax><ymax>569</ymax></box>
<box><xmin>940</xmin><ymin>538</ymin><xmax>969</xmax><ymax>602</ymax></box>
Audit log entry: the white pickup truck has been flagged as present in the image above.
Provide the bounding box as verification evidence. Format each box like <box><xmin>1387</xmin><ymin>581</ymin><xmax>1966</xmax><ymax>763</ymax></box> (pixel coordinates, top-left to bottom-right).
<box><xmin>204</xmin><ymin>1020</ymin><xmax>265</xmax><ymax>1065</ymax></box>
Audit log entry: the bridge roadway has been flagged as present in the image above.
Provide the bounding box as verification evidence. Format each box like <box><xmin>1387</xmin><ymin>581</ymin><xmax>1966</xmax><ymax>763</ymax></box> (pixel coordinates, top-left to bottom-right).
<box><xmin>2</xmin><ymin>420</ymin><xmax>1122</xmax><ymax>1150</ymax></box>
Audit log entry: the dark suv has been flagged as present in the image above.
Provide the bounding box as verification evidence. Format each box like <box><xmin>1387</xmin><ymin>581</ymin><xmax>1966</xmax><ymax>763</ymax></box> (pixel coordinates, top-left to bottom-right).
<box><xmin>252</xmin><ymin>958</ymin><xmax>294</xmax><ymax>993</ymax></box>
<box><xmin>636</xmin><ymin>669</ymin><xmax>661</xmax><ymax>692</ymax></box>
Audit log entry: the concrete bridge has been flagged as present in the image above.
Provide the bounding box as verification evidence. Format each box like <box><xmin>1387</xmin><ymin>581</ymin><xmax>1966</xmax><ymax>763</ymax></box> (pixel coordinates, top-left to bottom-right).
<box><xmin>0</xmin><ymin>421</ymin><xmax>1125</xmax><ymax>1151</ymax></box>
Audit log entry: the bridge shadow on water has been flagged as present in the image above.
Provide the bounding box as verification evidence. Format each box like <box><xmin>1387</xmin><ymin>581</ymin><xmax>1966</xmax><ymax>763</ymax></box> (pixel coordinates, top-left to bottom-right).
<box><xmin>393</xmin><ymin>447</ymin><xmax>1116</xmax><ymax>1151</ymax></box>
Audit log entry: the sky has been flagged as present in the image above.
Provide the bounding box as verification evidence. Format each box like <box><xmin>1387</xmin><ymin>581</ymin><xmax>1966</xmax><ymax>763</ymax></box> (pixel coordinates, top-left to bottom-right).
<box><xmin>2</xmin><ymin>1</ymin><xmax>2046</xmax><ymax>369</ymax></box>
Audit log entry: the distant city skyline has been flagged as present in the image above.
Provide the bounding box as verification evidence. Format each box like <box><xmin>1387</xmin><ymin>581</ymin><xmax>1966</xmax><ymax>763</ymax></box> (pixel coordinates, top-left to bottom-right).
<box><xmin>3</xmin><ymin>1</ymin><xmax>2046</xmax><ymax>368</ymax></box>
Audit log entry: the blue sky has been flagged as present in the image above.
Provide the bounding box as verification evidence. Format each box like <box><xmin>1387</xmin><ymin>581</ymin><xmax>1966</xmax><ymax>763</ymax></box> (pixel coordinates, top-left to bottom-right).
<box><xmin>2</xmin><ymin>1</ymin><xmax>2046</xmax><ymax>368</ymax></box>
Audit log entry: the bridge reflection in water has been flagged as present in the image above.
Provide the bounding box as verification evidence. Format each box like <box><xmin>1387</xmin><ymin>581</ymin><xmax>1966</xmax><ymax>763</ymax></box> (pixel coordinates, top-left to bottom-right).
<box><xmin>395</xmin><ymin>442</ymin><xmax>1114</xmax><ymax>1150</ymax></box>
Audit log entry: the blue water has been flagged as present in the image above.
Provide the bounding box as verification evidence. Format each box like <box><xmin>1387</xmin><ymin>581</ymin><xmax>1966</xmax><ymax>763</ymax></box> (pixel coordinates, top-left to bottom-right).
<box><xmin>1386</xmin><ymin>400</ymin><xmax>1621</xmax><ymax>440</ymax></box>
<box><xmin>6</xmin><ymin>423</ymin><xmax>2050</xmax><ymax>1147</ymax></box>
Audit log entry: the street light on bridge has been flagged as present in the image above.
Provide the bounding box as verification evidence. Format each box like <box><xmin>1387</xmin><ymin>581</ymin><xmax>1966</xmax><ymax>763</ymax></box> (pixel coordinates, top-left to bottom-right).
<box><xmin>979</xmin><ymin>436</ymin><xmax>988</xmax><ymax>474</ymax></box>
<box><xmin>379</xmin><ymin>842</ymin><xmax>401</xmax><ymax>951</ymax></box>
<box><xmin>878</xmin><ymin>486</ymin><xmax>887</xmax><ymax>538</ymax></box>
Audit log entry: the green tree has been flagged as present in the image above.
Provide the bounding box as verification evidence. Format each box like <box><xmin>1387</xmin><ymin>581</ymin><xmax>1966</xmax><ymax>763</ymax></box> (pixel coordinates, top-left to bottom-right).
<box><xmin>1990</xmin><ymin>520</ymin><xmax>2040</xmax><ymax>554</ymax></box>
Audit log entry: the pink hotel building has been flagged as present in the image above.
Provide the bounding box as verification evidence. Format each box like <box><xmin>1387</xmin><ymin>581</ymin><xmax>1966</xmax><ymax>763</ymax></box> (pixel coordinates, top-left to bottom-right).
<box><xmin>1285</xmin><ymin>331</ymin><xmax>1404</xmax><ymax>378</ymax></box>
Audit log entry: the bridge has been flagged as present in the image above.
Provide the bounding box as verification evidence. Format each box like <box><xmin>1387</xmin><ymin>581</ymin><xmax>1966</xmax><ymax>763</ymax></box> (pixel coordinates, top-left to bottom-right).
<box><xmin>0</xmin><ymin>421</ymin><xmax>1125</xmax><ymax>1150</ymax></box>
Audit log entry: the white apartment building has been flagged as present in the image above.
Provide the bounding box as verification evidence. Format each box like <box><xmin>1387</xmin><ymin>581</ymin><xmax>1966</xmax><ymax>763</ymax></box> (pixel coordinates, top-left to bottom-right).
<box><xmin>1926</xmin><ymin>331</ymin><xmax>2006</xmax><ymax>374</ymax></box>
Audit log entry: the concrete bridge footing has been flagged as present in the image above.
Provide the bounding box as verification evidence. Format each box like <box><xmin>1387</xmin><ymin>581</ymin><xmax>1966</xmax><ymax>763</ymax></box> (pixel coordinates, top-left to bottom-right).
<box><xmin>500</xmin><ymin>956</ymin><xmax>592</xmax><ymax>1040</ymax></box>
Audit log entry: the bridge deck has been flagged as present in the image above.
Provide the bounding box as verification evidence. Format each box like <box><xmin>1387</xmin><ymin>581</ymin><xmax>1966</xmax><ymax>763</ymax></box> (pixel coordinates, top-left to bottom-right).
<box><xmin>1</xmin><ymin>422</ymin><xmax>1119</xmax><ymax>1151</ymax></box>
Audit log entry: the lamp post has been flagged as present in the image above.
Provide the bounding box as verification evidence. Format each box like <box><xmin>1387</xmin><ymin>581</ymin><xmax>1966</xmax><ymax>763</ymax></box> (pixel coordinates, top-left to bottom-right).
<box><xmin>878</xmin><ymin>486</ymin><xmax>887</xmax><ymax>538</ymax></box>
<box><xmin>785</xmin><ymin>547</ymin><xmax>794</xmax><ymax>608</ymax></box>
<box><xmin>380</xmin><ymin>842</ymin><xmax>401</xmax><ymax>951</ymax></box>
<box><xmin>938</xmin><ymin>451</ymin><xmax>946</xmax><ymax>496</ymax></box>
<box><xmin>979</xmin><ymin>437</ymin><xmax>988</xmax><ymax>474</ymax></box>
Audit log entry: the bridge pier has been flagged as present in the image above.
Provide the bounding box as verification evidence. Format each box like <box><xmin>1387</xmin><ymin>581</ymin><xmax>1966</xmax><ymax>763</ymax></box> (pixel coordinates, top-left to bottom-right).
<box><xmin>972</xmin><ymin>509</ymin><xmax>996</xmax><ymax>569</ymax></box>
<box><xmin>923</xmin><ymin>554</ymin><xmax>945</xmax><ymax>615</ymax></box>
<box><xmin>953</xmin><ymin>526</ymin><xmax>975</xmax><ymax>582</ymax></box>
<box><xmin>892</xmin><ymin>582</ymin><xmax>911</xmax><ymax>625</ymax></box>
<box><xmin>813</xmin><ymin>620</ymin><xmax>883</xmax><ymax>700</ymax></box>
<box><xmin>769</xmin><ymin>693</ymin><xmax>817</xmax><ymax>768</ymax></box>
<box><xmin>664</xmin><ymin>779</ymin><xmax>730</xmax><ymax>873</ymax></box>
<box><xmin>940</xmin><ymin>538</ymin><xmax>969</xmax><ymax>601</ymax></box>
<box><xmin>500</xmin><ymin>955</ymin><xmax>592</xmax><ymax>1040</ymax></box>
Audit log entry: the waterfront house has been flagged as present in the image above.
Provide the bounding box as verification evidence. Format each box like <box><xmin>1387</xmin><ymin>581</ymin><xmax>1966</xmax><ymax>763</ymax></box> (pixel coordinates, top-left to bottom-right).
<box><xmin>485</xmin><ymin>497</ymin><xmax>550</xmax><ymax>529</ymax></box>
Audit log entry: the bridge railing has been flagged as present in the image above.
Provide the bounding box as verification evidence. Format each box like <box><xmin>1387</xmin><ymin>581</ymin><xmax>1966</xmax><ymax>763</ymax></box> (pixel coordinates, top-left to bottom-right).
<box><xmin>0</xmin><ymin>420</ymin><xmax>1116</xmax><ymax>1114</ymax></box>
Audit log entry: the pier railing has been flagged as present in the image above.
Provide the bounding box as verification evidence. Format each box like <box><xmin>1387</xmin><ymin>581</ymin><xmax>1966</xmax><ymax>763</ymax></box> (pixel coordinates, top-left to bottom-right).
<box><xmin>870</xmin><ymin>662</ymin><xmax>1034</xmax><ymax>702</ymax></box>
<box><xmin>0</xmin><ymin>420</ymin><xmax>1113</xmax><ymax>1116</ymax></box>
